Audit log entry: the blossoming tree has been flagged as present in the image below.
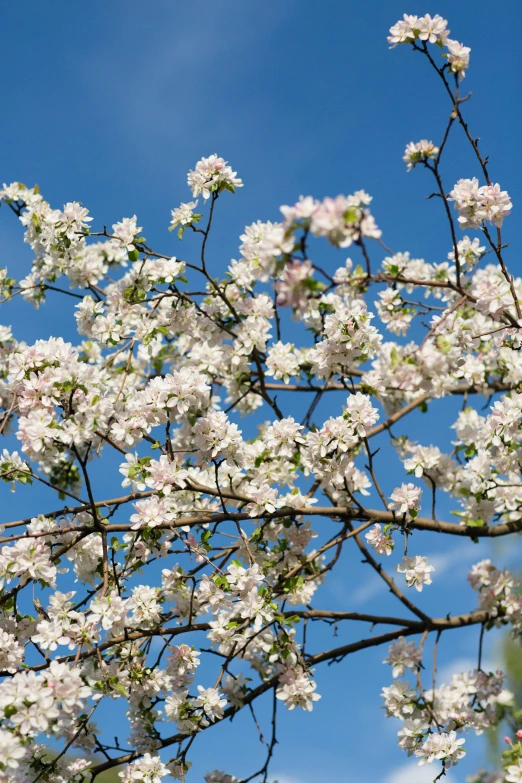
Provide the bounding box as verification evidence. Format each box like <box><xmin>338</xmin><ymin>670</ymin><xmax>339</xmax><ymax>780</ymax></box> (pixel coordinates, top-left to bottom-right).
<box><xmin>0</xmin><ymin>12</ymin><xmax>521</xmax><ymax>783</ymax></box>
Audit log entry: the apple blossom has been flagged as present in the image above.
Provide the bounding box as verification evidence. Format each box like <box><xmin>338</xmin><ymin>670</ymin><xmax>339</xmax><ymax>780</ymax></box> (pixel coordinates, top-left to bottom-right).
<box><xmin>389</xmin><ymin>483</ymin><xmax>422</xmax><ymax>518</ymax></box>
<box><xmin>403</xmin><ymin>140</ymin><xmax>439</xmax><ymax>171</ymax></box>
<box><xmin>187</xmin><ymin>154</ymin><xmax>243</xmax><ymax>200</ymax></box>
<box><xmin>397</xmin><ymin>555</ymin><xmax>435</xmax><ymax>591</ymax></box>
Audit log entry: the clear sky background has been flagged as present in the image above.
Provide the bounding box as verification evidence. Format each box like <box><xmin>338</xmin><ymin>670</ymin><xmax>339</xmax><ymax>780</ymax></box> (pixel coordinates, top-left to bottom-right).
<box><xmin>1</xmin><ymin>2</ymin><xmax>522</xmax><ymax>782</ymax></box>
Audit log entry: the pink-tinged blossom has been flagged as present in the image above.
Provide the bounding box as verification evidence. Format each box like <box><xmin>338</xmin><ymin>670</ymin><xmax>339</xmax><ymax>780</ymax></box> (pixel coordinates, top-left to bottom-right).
<box><xmin>204</xmin><ymin>772</ymin><xmax>238</xmax><ymax>783</ymax></box>
<box><xmin>397</xmin><ymin>555</ymin><xmax>434</xmax><ymax>592</ymax></box>
<box><xmin>0</xmin><ymin>449</ymin><xmax>30</xmax><ymax>486</ymax></box>
<box><xmin>448</xmin><ymin>235</ymin><xmax>485</xmax><ymax>271</ymax></box>
<box><xmin>472</xmin><ymin>272</ymin><xmax>513</xmax><ymax>320</ymax></box>
<box><xmin>130</xmin><ymin>496</ymin><xmax>174</xmax><ymax>530</ymax></box>
<box><xmin>0</xmin><ymin>538</ymin><xmax>56</xmax><ymax>587</ymax></box>
<box><xmin>344</xmin><ymin>392</ymin><xmax>379</xmax><ymax>437</ymax></box>
<box><xmin>506</xmin><ymin>759</ymin><xmax>522</xmax><ymax>783</ymax></box>
<box><xmin>280</xmin><ymin>195</ymin><xmax>319</xmax><ymax>226</ymax></box>
<box><xmin>43</xmin><ymin>660</ymin><xmax>92</xmax><ymax>714</ymax></box>
<box><xmin>143</xmin><ymin>366</ymin><xmax>210</xmax><ymax>418</ymax></box>
<box><xmin>112</xmin><ymin>215</ymin><xmax>142</xmax><ymax>249</ymax></box>
<box><xmin>376</xmin><ymin>288</ymin><xmax>413</xmax><ymax>336</ymax></box>
<box><xmin>0</xmin><ymin>730</ymin><xmax>26</xmax><ymax>769</ymax></box>
<box><xmin>188</xmin><ymin>154</ymin><xmax>243</xmax><ymax>200</ymax></box>
<box><xmin>276</xmin><ymin>666</ymin><xmax>321</xmax><ymax>711</ymax></box>
<box><xmin>239</xmin><ymin>220</ymin><xmax>293</xmax><ymax>275</ymax></box>
<box><xmin>309</xmin><ymin>300</ymin><xmax>382</xmax><ymax>378</ymax></box>
<box><xmin>309</xmin><ymin>191</ymin><xmax>381</xmax><ymax>248</ymax></box>
<box><xmin>119</xmin><ymin>754</ymin><xmax>169</xmax><ymax>783</ymax></box>
<box><xmin>381</xmin><ymin>679</ymin><xmax>417</xmax><ymax>717</ymax></box>
<box><xmin>265</xmin><ymin>341</ymin><xmax>300</xmax><ymax>384</ymax></box>
<box><xmin>384</xmin><ymin>637</ymin><xmax>422</xmax><ymax>678</ymax></box>
<box><xmin>89</xmin><ymin>590</ymin><xmax>128</xmax><ymax>631</ymax></box>
<box><xmin>0</xmin><ymin>630</ymin><xmax>24</xmax><ymax>673</ymax></box>
<box><xmin>389</xmin><ymin>483</ymin><xmax>422</xmax><ymax>517</ymax></box>
<box><xmin>448</xmin><ymin>178</ymin><xmax>512</xmax><ymax>229</ymax></box>
<box><xmin>403</xmin><ymin>140</ymin><xmax>439</xmax><ymax>171</ymax></box>
<box><xmin>17</xmin><ymin>409</ymin><xmax>55</xmax><ymax>455</ymax></box>
<box><xmin>144</xmin><ymin>256</ymin><xmax>185</xmax><ymax>284</ymax></box>
<box><xmin>146</xmin><ymin>454</ymin><xmax>189</xmax><ymax>493</ymax></box>
<box><xmin>166</xmin><ymin>644</ymin><xmax>201</xmax><ymax>686</ymax></box>
<box><xmin>127</xmin><ymin>584</ymin><xmax>162</xmax><ymax>629</ymax></box>
<box><xmin>193</xmin><ymin>410</ymin><xmax>244</xmax><ymax>465</ymax></box>
<box><xmin>417</xmin><ymin>14</ymin><xmax>448</xmax><ymax>44</ymax></box>
<box><xmin>170</xmin><ymin>200</ymin><xmax>199</xmax><ymax>229</ymax></box>
<box><xmin>388</xmin><ymin>14</ymin><xmax>448</xmax><ymax>47</ymax></box>
<box><xmin>226</xmin><ymin>562</ymin><xmax>264</xmax><ymax>594</ymax></box>
<box><xmin>365</xmin><ymin>523</ymin><xmax>394</xmax><ymax>556</ymax></box>
<box><xmin>275</xmin><ymin>260</ymin><xmax>315</xmax><ymax>312</ymax></box>
<box><xmin>388</xmin><ymin>14</ymin><xmax>420</xmax><ymax>46</ymax></box>
<box><xmin>446</xmin><ymin>39</ymin><xmax>471</xmax><ymax>76</ymax></box>
<box><xmin>246</xmin><ymin>484</ymin><xmax>281</xmax><ymax>517</ymax></box>
<box><xmin>194</xmin><ymin>686</ymin><xmax>227</xmax><ymax>724</ymax></box>
<box><xmin>415</xmin><ymin>731</ymin><xmax>466</xmax><ymax>768</ymax></box>
<box><xmin>263</xmin><ymin>417</ymin><xmax>305</xmax><ymax>457</ymax></box>
<box><xmin>31</xmin><ymin>618</ymin><xmax>72</xmax><ymax>652</ymax></box>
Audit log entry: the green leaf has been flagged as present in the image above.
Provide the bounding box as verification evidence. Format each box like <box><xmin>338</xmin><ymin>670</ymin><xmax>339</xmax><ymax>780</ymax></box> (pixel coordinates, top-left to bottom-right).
<box><xmin>112</xmin><ymin>682</ymin><xmax>128</xmax><ymax>697</ymax></box>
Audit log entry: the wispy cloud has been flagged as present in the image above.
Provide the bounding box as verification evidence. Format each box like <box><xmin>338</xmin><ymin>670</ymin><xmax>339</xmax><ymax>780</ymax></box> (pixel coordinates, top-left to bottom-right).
<box><xmin>428</xmin><ymin>542</ymin><xmax>476</xmax><ymax>577</ymax></box>
<box><xmin>79</xmin><ymin>3</ymin><xmax>296</xmax><ymax>160</ymax></box>
<box><xmin>352</xmin><ymin>574</ymin><xmax>387</xmax><ymax>606</ymax></box>
<box><xmin>269</xmin><ymin>775</ymin><xmax>307</xmax><ymax>783</ymax></box>
<box><xmin>383</xmin><ymin>762</ymin><xmax>454</xmax><ymax>783</ymax></box>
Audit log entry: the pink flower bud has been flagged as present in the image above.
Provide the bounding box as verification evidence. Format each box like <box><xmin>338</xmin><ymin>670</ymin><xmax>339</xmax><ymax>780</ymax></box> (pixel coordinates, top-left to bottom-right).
<box><xmin>504</xmin><ymin>736</ymin><xmax>512</xmax><ymax>744</ymax></box>
<box><xmin>517</xmin><ymin>730</ymin><xmax>522</xmax><ymax>739</ymax></box>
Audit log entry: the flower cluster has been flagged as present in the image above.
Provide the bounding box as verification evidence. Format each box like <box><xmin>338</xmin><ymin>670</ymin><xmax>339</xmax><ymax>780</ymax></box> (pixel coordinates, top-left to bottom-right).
<box><xmin>119</xmin><ymin>754</ymin><xmax>169</xmax><ymax>783</ymax></box>
<box><xmin>383</xmin><ymin>659</ymin><xmax>513</xmax><ymax>772</ymax></box>
<box><xmin>403</xmin><ymin>140</ymin><xmax>439</xmax><ymax>171</ymax></box>
<box><xmin>187</xmin><ymin>154</ymin><xmax>243</xmax><ymax>199</ymax></box>
<box><xmin>389</xmin><ymin>483</ymin><xmax>422</xmax><ymax>518</ymax></box>
<box><xmin>397</xmin><ymin>555</ymin><xmax>434</xmax><ymax>592</ymax></box>
<box><xmin>448</xmin><ymin>178</ymin><xmax>512</xmax><ymax>229</ymax></box>
<box><xmin>388</xmin><ymin>14</ymin><xmax>470</xmax><ymax>77</ymax></box>
<box><xmin>282</xmin><ymin>190</ymin><xmax>382</xmax><ymax>249</ymax></box>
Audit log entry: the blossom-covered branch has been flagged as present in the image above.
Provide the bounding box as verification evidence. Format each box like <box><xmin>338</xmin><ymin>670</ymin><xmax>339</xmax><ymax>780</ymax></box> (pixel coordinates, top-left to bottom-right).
<box><xmin>0</xmin><ymin>12</ymin><xmax>520</xmax><ymax>783</ymax></box>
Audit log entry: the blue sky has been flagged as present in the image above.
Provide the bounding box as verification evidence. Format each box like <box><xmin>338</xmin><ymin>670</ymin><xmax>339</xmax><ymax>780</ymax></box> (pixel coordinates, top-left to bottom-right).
<box><xmin>2</xmin><ymin>1</ymin><xmax>522</xmax><ymax>781</ymax></box>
